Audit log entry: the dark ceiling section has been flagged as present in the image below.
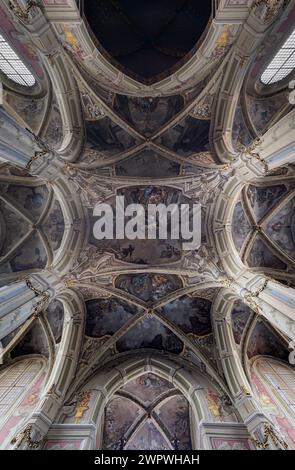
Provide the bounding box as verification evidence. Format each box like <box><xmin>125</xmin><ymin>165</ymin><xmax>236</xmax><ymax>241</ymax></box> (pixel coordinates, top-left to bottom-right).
<box><xmin>83</xmin><ymin>0</ymin><xmax>212</xmax><ymax>82</ymax></box>
<box><xmin>247</xmin><ymin>320</ymin><xmax>289</xmax><ymax>361</ymax></box>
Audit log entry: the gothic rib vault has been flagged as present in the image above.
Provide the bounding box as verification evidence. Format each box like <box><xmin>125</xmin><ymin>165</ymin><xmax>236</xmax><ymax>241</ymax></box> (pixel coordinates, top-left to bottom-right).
<box><xmin>0</xmin><ymin>0</ymin><xmax>295</xmax><ymax>451</ymax></box>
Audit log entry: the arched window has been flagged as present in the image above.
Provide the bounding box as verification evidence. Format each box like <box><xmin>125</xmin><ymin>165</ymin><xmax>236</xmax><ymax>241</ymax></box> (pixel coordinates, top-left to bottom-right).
<box><xmin>0</xmin><ymin>358</ymin><xmax>46</xmax><ymax>449</ymax></box>
<box><xmin>0</xmin><ymin>33</ymin><xmax>35</xmax><ymax>87</ymax></box>
<box><xmin>261</xmin><ymin>29</ymin><xmax>295</xmax><ymax>85</ymax></box>
<box><xmin>251</xmin><ymin>357</ymin><xmax>295</xmax><ymax>447</ymax></box>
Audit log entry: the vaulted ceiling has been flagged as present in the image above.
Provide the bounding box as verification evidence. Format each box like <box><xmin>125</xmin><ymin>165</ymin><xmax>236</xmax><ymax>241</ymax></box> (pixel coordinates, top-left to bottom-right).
<box><xmin>0</xmin><ymin>1</ymin><xmax>295</xmax><ymax>447</ymax></box>
<box><xmin>83</xmin><ymin>0</ymin><xmax>212</xmax><ymax>82</ymax></box>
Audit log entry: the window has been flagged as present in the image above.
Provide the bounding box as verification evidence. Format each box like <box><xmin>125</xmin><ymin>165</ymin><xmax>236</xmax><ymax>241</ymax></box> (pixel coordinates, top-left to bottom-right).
<box><xmin>0</xmin><ymin>358</ymin><xmax>46</xmax><ymax>448</ymax></box>
<box><xmin>0</xmin><ymin>33</ymin><xmax>35</xmax><ymax>87</ymax></box>
<box><xmin>261</xmin><ymin>29</ymin><xmax>295</xmax><ymax>85</ymax></box>
<box><xmin>252</xmin><ymin>357</ymin><xmax>295</xmax><ymax>448</ymax></box>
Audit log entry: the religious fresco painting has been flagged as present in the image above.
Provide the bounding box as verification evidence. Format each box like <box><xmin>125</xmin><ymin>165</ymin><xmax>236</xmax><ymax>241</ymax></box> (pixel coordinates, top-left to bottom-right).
<box><xmin>102</xmin><ymin>373</ymin><xmax>192</xmax><ymax>450</ymax></box>
<box><xmin>231</xmin><ymin>300</ymin><xmax>253</xmax><ymax>346</ymax></box>
<box><xmin>115</xmin><ymin>273</ymin><xmax>183</xmax><ymax>304</ymax></box>
<box><xmin>113</xmin><ymin>95</ymin><xmax>184</xmax><ymax>136</ymax></box>
<box><xmin>88</xmin><ymin>185</ymin><xmax>202</xmax><ymax>265</ymax></box>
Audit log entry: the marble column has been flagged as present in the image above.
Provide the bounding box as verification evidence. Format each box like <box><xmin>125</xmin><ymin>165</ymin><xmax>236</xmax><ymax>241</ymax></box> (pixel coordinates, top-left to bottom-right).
<box><xmin>232</xmin><ymin>275</ymin><xmax>295</xmax><ymax>341</ymax></box>
<box><xmin>0</xmin><ymin>280</ymin><xmax>49</xmax><ymax>340</ymax></box>
<box><xmin>0</xmin><ymin>108</ymin><xmax>40</xmax><ymax>168</ymax></box>
<box><xmin>259</xmin><ymin>108</ymin><xmax>295</xmax><ymax>170</ymax></box>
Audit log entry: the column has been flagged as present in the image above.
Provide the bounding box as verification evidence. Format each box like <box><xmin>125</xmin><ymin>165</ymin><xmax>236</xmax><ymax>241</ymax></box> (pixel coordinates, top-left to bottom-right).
<box><xmin>0</xmin><ymin>108</ymin><xmax>40</xmax><ymax>168</ymax></box>
<box><xmin>0</xmin><ymin>280</ymin><xmax>49</xmax><ymax>340</ymax></box>
<box><xmin>233</xmin><ymin>276</ymin><xmax>295</xmax><ymax>341</ymax></box>
<box><xmin>259</xmin><ymin>108</ymin><xmax>295</xmax><ymax>170</ymax></box>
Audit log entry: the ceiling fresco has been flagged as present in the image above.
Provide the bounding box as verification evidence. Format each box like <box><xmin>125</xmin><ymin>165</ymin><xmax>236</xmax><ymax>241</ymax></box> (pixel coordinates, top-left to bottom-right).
<box><xmin>103</xmin><ymin>373</ymin><xmax>192</xmax><ymax>450</ymax></box>
<box><xmin>265</xmin><ymin>196</ymin><xmax>295</xmax><ymax>260</ymax></box>
<box><xmin>246</xmin><ymin>184</ymin><xmax>287</xmax><ymax>221</ymax></box>
<box><xmin>0</xmin><ymin>182</ymin><xmax>65</xmax><ymax>283</ymax></box>
<box><xmin>232</xmin><ymin>102</ymin><xmax>253</xmax><ymax>149</ymax></box>
<box><xmin>84</xmin><ymin>118</ymin><xmax>139</xmax><ymax>157</ymax></box>
<box><xmin>247</xmin><ymin>235</ymin><xmax>287</xmax><ymax>270</ymax></box>
<box><xmin>231</xmin><ymin>201</ymin><xmax>251</xmax><ymax>253</ymax></box>
<box><xmin>231</xmin><ymin>300</ymin><xmax>253</xmax><ymax>346</ymax></box>
<box><xmin>232</xmin><ymin>183</ymin><xmax>295</xmax><ymax>272</ymax></box>
<box><xmin>88</xmin><ymin>186</ymin><xmax>203</xmax><ymax>265</ymax></box>
<box><xmin>116</xmin><ymin>316</ymin><xmax>184</xmax><ymax>354</ymax></box>
<box><xmin>1</xmin><ymin>0</ymin><xmax>295</xmax><ymax>453</ymax></box>
<box><xmin>85</xmin><ymin>298</ymin><xmax>139</xmax><ymax>338</ymax></box>
<box><xmin>247</xmin><ymin>320</ymin><xmax>289</xmax><ymax>361</ymax></box>
<box><xmin>45</xmin><ymin>299</ymin><xmax>64</xmax><ymax>344</ymax></box>
<box><xmin>113</xmin><ymin>94</ymin><xmax>184</xmax><ymax>136</ymax></box>
<box><xmin>115</xmin><ymin>273</ymin><xmax>183</xmax><ymax>303</ymax></box>
<box><xmin>159</xmin><ymin>296</ymin><xmax>212</xmax><ymax>336</ymax></box>
<box><xmin>246</xmin><ymin>93</ymin><xmax>290</xmax><ymax>135</ymax></box>
<box><xmin>11</xmin><ymin>321</ymin><xmax>49</xmax><ymax>359</ymax></box>
<box><xmin>115</xmin><ymin>151</ymin><xmax>180</xmax><ymax>177</ymax></box>
<box><xmin>155</xmin><ymin>116</ymin><xmax>211</xmax><ymax>156</ymax></box>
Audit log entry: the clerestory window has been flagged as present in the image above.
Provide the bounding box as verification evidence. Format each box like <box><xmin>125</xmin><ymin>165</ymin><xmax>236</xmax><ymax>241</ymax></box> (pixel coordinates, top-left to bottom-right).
<box><xmin>261</xmin><ymin>29</ymin><xmax>295</xmax><ymax>85</ymax></box>
<box><xmin>0</xmin><ymin>33</ymin><xmax>36</xmax><ymax>87</ymax></box>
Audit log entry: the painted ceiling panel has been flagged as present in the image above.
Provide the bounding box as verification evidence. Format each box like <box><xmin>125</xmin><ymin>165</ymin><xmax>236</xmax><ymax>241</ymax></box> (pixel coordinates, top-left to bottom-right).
<box><xmin>231</xmin><ymin>201</ymin><xmax>251</xmax><ymax>253</ymax></box>
<box><xmin>116</xmin><ymin>316</ymin><xmax>183</xmax><ymax>354</ymax></box>
<box><xmin>46</xmin><ymin>299</ymin><xmax>64</xmax><ymax>344</ymax></box>
<box><xmin>159</xmin><ymin>296</ymin><xmax>212</xmax><ymax>336</ymax></box>
<box><xmin>247</xmin><ymin>320</ymin><xmax>288</xmax><ymax>360</ymax></box>
<box><xmin>231</xmin><ymin>300</ymin><xmax>253</xmax><ymax>345</ymax></box>
<box><xmin>246</xmin><ymin>93</ymin><xmax>289</xmax><ymax>134</ymax></box>
<box><xmin>44</xmin><ymin>102</ymin><xmax>63</xmax><ymax>149</ymax></box>
<box><xmin>115</xmin><ymin>273</ymin><xmax>182</xmax><ymax>304</ymax></box>
<box><xmin>102</xmin><ymin>373</ymin><xmax>192</xmax><ymax>450</ymax></box>
<box><xmin>42</xmin><ymin>199</ymin><xmax>65</xmax><ymax>252</ymax></box>
<box><xmin>125</xmin><ymin>421</ymin><xmax>170</xmax><ymax>450</ymax></box>
<box><xmin>247</xmin><ymin>235</ymin><xmax>287</xmax><ymax>270</ymax></box>
<box><xmin>103</xmin><ymin>396</ymin><xmax>144</xmax><ymax>450</ymax></box>
<box><xmin>113</xmin><ymin>95</ymin><xmax>184</xmax><ymax>136</ymax></box>
<box><xmin>85</xmin><ymin>298</ymin><xmax>138</xmax><ymax>337</ymax></box>
<box><xmin>89</xmin><ymin>186</ymin><xmax>197</xmax><ymax>265</ymax></box>
<box><xmin>0</xmin><ymin>200</ymin><xmax>30</xmax><ymax>256</ymax></box>
<box><xmin>156</xmin><ymin>395</ymin><xmax>192</xmax><ymax>450</ymax></box>
<box><xmin>85</xmin><ymin>118</ymin><xmax>139</xmax><ymax>156</ymax></box>
<box><xmin>232</xmin><ymin>103</ymin><xmax>252</xmax><ymax>149</ymax></box>
<box><xmin>121</xmin><ymin>373</ymin><xmax>173</xmax><ymax>404</ymax></box>
<box><xmin>9</xmin><ymin>231</ymin><xmax>47</xmax><ymax>272</ymax></box>
<box><xmin>115</xmin><ymin>151</ymin><xmax>180</xmax><ymax>177</ymax></box>
<box><xmin>155</xmin><ymin>116</ymin><xmax>210</xmax><ymax>156</ymax></box>
<box><xmin>265</xmin><ymin>197</ymin><xmax>295</xmax><ymax>260</ymax></box>
<box><xmin>5</xmin><ymin>184</ymin><xmax>48</xmax><ymax>220</ymax></box>
<box><xmin>247</xmin><ymin>185</ymin><xmax>287</xmax><ymax>221</ymax></box>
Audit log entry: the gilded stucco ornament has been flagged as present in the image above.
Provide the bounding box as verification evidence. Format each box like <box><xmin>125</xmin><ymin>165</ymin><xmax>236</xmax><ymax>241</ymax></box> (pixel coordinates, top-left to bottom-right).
<box><xmin>236</xmin><ymin>138</ymin><xmax>269</xmax><ymax>173</ymax></box>
<box><xmin>25</xmin><ymin>278</ymin><xmax>50</xmax><ymax>319</ymax></box>
<box><xmin>74</xmin><ymin>390</ymin><xmax>91</xmax><ymax>424</ymax></box>
<box><xmin>251</xmin><ymin>0</ymin><xmax>288</xmax><ymax>24</ymax></box>
<box><xmin>251</xmin><ymin>423</ymin><xmax>288</xmax><ymax>449</ymax></box>
<box><xmin>11</xmin><ymin>424</ymin><xmax>45</xmax><ymax>449</ymax></box>
<box><xmin>25</xmin><ymin>130</ymin><xmax>52</xmax><ymax>171</ymax></box>
<box><xmin>8</xmin><ymin>0</ymin><xmax>43</xmax><ymax>22</ymax></box>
